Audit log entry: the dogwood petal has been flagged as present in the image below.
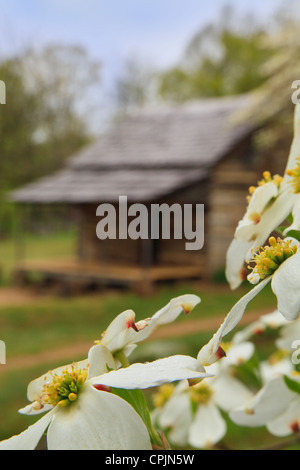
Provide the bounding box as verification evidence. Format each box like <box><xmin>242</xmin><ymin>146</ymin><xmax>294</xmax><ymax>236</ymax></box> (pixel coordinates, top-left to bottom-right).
<box><xmin>90</xmin><ymin>355</ymin><xmax>211</xmax><ymax>390</ymax></box>
<box><xmin>229</xmin><ymin>376</ymin><xmax>295</xmax><ymax>427</ymax></box>
<box><xmin>267</xmin><ymin>397</ymin><xmax>300</xmax><ymax>437</ymax></box>
<box><xmin>188</xmin><ymin>402</ymin><xmax>226</xmax><ymax>449</ymax></box>
<box><xmin>259</xmin><ymin>310</ymin><xmax>289</xmax><ymax>329</ymax></box>
<box><xmin>235</xmin><ymin>188</ymin><xmax>293</xmax><ymax>242</ymax></box>
<box><xmin>100</xmin><ymin>295</ymin><xmax>201</xmax><ymax>353</ymax></box>
<box><xmin>212</xmin><ymin>373</ymin><xmax>253</xmax><ymax>412</ymax></box>
<box><xmin>151</xmin><ymin>294</ymin><xmax>201</xmax><ymax>325</ymax></box>
<box><xmin>220</xmin><ymin>277</ymin><xmax>272</xmax><ymax>338</ymax></box>
<box><xmin>157</xmin><ymin>392</ymin><xmax>192</xmax><ymax>446</ymax></box>
<box><xmin>276</xmin><ymin>318</ymin><xmax>300</xmax><ymax>351</ymax></box>
<box><xmin>100</xmin><ymin>309</ymin><xmax>139</xmax><ymax>353</ymax></box>
<box><xmin>271</xmin><ymin>253</ymin><xmax>300</xmax><ymax>321</ymax></box>
<box><xmin>19</xmin><ymin>401</ymin><xmax>53</xmax><ymax>416</ymax></box>
<box><xmin>197</xmin><ymin>277</ymin><xmax>271</xmax><ymax>366</ymax></box>
<box><xmin>87</xmin><ymin>344</ymin><xmax>116</xmax><ymax>379</ymax></box>
<box><xmin>235</xmin><ymin>182</ymin><xmax>279</xmax><ymax>238</ymax></box>
<box><xmin>284</xmin><ymin>103</ymin><xmax>300</xmax><ymax>172</ymax></box>
<box><xmin>226</xmin><ymin>191</ymin><xmax>295</xmax><ymax>290</ymax></box>
<box><xmin>129</xmin><ymin>294</ymin><xmax>201</xmax><ymax>344</ymax></box>
<box><xmin>225</xmin><ymin>238</ymin><xmax>252</xmax><ymax>290</ymax></box>
<box><xmin>225</xmin><ymin>342</ymin><xmax>255</xmax><ymax>366</ymax></box>
<box><xmin>260</xmin><ymin>358</ymin><xmax>293</xmax><ymax>384</ymax></box>
<box><xmin>248</xmin><ymin>181</ymin><xmax>279</xmax><ymax>214</ymax></box>
<box><xmin>283</xmin><ymin>197</ymin><xmax>300</xmax><ymax>234</ymax></box>
<box><xmin>0</xmin><ymin>410</ymin><xmax>54</xmax><ymax>450</ymax></box>
<box><xmin>47</xmin><ymin>387</ymin><xmax>151</xmax><ymax>450</ymax></box>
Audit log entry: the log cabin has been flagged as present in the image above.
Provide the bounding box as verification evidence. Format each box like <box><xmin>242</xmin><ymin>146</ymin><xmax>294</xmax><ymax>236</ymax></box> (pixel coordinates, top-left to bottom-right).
<box><xmin>10</xmin><ymin>94</ymin><xmax>289</xmax><ymax>294</ymax></box>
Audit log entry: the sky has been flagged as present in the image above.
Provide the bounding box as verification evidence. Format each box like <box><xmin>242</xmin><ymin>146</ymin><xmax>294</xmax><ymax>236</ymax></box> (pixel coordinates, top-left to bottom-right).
<box><xmin>0</xmin><ymin>0</ymin><xmax>290</xmax><ymax>67</ymax></box>
<box><xmin>0</xmin><ymin>0</ymin><xmax>297</xmax><ymax>127</ymax></box>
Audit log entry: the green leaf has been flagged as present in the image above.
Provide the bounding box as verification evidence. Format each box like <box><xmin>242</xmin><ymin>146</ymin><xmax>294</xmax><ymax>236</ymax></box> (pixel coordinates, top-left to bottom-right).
<box><xmin>284</xmin><ymin>375</ymin><xmax>300</xmax><ymax>395</ymax></box>
<box><xmin>284</xmin><ymin>230</ymin><xmax>300</xmax><ymax>242</ymax></box>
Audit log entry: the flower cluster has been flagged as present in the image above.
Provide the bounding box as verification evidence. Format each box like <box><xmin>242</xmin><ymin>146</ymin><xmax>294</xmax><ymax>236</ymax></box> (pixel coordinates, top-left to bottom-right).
<box><xmin>225</xmin><ymin>104</ymin><xmax>300</xmax><ymax>322</ymax></box>
<box><xmin>153</xmin><ymin>310</ymin><xmax>300</xmax><ymax>448</ymax></box>
<box><xmin>229</xmin><ymin>311</ymin><xmax>300</xmax><ymax>439</ymax></box>
<box><xmin>226</xmin><ymin>104</ymin><xmax>300</xmax><ymax>291</ymax></box>
<box><xmin>152</xmin><ymin>335</ymin><xmax>254</xmax><ymax>449</ymax></box>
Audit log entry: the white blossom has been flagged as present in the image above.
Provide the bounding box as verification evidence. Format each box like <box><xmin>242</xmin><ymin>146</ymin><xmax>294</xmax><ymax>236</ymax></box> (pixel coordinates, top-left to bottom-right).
<box><xmin>0</xmin><ymin>344</ymin><xmax>211</xmax><ymax>450</ymax></box>
<box><xmin>97</xmin><ymin>294</ymin><xmax>200</xmax><ymax>364</ymax></box>
<box><xmin>153</xmin><ymin>342</ymin><xmax>253</xmax><ymax>449</ymax></box>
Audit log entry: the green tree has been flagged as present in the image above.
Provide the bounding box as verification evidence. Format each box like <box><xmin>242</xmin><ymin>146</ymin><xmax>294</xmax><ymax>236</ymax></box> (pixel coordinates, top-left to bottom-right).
<box><xmin>157</xmin><ymin>13</ymin><xmax>274</xmax><ymax>101</ymax></box>
<box><xmin>0</xmin><ymin>44</ymin><xmax>101</xmax><ymax>235</ymax></box>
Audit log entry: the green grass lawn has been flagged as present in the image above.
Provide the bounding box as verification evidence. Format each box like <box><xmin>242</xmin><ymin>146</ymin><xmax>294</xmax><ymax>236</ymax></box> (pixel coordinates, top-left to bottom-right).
<box><xmin>0</xmin><ymin>281</ymin><xmax>277</xmax><ymax>359</ymax></box>
<box><xmin>0</xmin><ymin>231</ymin><xmax>76</xmax><ymax>285</ymax></box>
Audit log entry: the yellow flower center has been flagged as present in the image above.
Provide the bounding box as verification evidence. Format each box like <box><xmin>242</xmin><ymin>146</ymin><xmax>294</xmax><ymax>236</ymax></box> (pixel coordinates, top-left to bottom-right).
<box><xmin>152</xmin><ymin>383</ymin><xmax>175</xmax><ymax>408</ymax></box>
<box><xmin>189</xmin><ymin>382</ymin><xmax>213</xmax><ymax>405</ymax></box>
<box><xmin>41</xmin><ymin>364</ymin><xmax>88</xmax><ymax>408</ymax></box>
<box><xmin>247</xmin><ymin>237</ymin><xmax>297</xmax><ymax>282</ymax></box>
<box><xmin>286</xmin><ymin>157</ymin><xmax>300</xmax><ymax>193</ymax></box>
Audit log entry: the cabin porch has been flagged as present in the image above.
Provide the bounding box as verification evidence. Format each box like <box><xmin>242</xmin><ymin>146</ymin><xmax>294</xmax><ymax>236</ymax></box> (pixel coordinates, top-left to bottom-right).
<box><xmin>13</xmin><ymin>258</ymin><xmax>205</xmax><ymax>296</ymax></box>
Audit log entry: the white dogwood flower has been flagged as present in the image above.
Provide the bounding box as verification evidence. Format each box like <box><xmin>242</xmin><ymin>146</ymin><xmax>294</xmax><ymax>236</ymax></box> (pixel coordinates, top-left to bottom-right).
<box><xmin>153</xmin><ymin>342</ymin><xmax>253</xmax><ymax>449</ymax></box>
<box><xmin>0</xmin><ymin>344</ymin><xmax>211</xmax><ymax>450</ymax></box>
<box><xmin>197</xmin><ymin>238</ymin><xmax>300</xmax><ymax>370</ymax></box>
<box><xmin>226</xmin><ymin>103</ymin><xmax>300</xmax><ymax>290</ymax></box>
<box><xmin>96</xmin><ymin>294</ymin><xmax>200</xmax><ymax>364</ymax></box>
<box><xmin>247</xmin><ymin>237</ymin><xmax>300</xmax><ymax>321</ymax></box>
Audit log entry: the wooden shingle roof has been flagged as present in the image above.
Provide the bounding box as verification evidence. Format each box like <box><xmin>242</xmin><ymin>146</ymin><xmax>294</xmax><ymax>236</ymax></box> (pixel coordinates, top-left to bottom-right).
<box><xmin>11</xmin><ymin>94</ymin><xmax>253</xmax><ymax>203</ymax></box>
<box><xmin>11</xmin><ymin>168</ymin><xmax>210</xmax><ymax>203</ymax></box>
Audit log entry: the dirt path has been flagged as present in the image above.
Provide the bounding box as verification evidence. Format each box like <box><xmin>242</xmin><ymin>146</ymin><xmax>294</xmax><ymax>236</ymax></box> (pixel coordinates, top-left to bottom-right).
<box><xmin>0</xmin><ymin>306</ymin><xmax>272</xmax><ymax>375</ymax></box>
<box><xmin>0</xmin><ymin>287</ymin><xmax>49</xmax><ymax>306</ymax></box>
